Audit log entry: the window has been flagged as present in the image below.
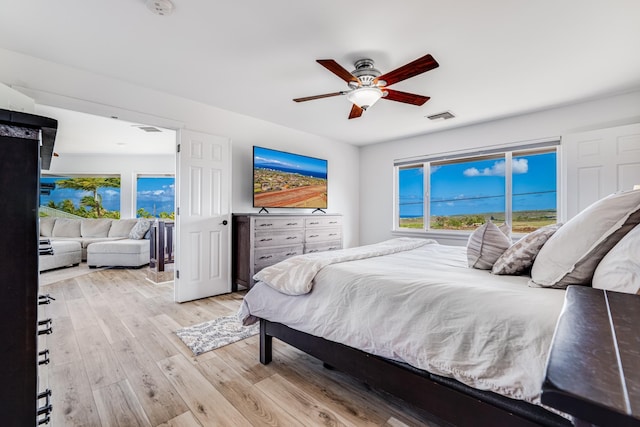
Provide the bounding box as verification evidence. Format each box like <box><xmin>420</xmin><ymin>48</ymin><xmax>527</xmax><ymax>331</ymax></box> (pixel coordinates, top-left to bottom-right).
<box><xmin>396</xmin><ymin>141</ymin><xmax>558</xmax><ymax>234</ymax></box>
<box><xmin>40</xmin><ymin>175</ymin><xmax>121</xmax><ymax>218</ymax></box>
<box><xmin>136</xmin><ymin>175</ymin><xmax>175</xmax><ymax>219</ymax></box>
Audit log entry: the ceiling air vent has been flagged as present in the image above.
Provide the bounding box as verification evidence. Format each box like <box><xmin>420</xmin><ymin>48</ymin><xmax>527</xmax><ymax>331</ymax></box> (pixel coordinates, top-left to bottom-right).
<box><xmin>133</xmin><ymin>125</ymin><xmax>163</xmax><ymax>133</ymax></box>
<box><xmin>427</xmin><ymin>111</ymin><xmax>455</xmax><ymax>121</ymax></box>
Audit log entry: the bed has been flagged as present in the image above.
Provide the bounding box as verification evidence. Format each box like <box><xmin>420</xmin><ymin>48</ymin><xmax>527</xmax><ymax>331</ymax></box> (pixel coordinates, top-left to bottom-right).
<box><xmin>238</xmin><ymin>190</ymin><xmax>640</xmax><ymax>426</ymax></box>
<box><xmin>239</xmin><ymin>239</ymin><xmax>571</xmax><ymax>426</ymax></box>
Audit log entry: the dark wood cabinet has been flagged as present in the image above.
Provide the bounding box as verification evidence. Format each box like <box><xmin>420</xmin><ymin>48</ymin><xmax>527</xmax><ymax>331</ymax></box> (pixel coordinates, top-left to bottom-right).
<box><xmin>542</xmin><ymin>286</ymin><xmax>640</xmax><ymax>426</ymax></box>
<box><xmin>0</xmin><ymin>109</ymin><xmax>57</xmax><ymax>426</ymax></box>
<box><xmin>232</xmin><ymin>213</ymin><xmax>342</xmax><ymax>289</ymax></box>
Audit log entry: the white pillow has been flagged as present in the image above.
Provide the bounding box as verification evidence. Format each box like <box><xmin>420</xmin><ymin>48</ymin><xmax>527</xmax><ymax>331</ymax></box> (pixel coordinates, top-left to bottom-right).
<box><xmin>592</xmin><ymin>224</ymin><xmax>640</xmax><ymax>294</ymax></box>
<box><xmin>467</xmin><ymin>222</ymin><xmax>511</xmax><ymax>270</ymax></box>
<box><xmin>530</xmin><ymin>189</ymin><xmax>640</xmax><ymax>289</ymax></box>
<box><xmin>492</xmin><ymin>223</ymin><xmax>562</xmax><ymax>275</ymax></box>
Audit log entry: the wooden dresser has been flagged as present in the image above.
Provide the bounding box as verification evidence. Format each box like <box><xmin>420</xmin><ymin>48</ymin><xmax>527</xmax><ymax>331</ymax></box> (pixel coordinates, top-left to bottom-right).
<box><xmin>232</xmin><ymin>213</ymin><xmax>342</xmax><ymax>289</ymax></box>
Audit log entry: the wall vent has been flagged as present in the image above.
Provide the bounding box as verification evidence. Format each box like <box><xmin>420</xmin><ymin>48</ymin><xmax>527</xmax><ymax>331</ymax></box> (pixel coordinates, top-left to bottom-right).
<box><xmin>427</xmin><ymin>111</ymin><xmax>455</xmax><ymax>121</ymax></box>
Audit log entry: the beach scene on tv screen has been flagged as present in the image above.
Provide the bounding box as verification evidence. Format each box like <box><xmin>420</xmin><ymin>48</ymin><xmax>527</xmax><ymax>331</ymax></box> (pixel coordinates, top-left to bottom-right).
<box><xmin>254</xmin><ymin>147</ymin><xmax>327</xmax><ymax>208</ymax></box>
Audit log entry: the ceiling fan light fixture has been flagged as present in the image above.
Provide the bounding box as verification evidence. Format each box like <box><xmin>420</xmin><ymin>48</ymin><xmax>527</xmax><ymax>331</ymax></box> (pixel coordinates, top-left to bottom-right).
<box><xmin>346</xmin><ymin>87</ymin><xmax>383</xmax><ymax>110</ymax></box>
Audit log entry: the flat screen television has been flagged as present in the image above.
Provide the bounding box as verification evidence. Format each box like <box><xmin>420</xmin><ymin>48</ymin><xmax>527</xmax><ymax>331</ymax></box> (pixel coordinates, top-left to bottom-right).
<box><xmin>253</xmin><ymin>146</ymin><xmax>328</xmax><ymax>209</ymax></box>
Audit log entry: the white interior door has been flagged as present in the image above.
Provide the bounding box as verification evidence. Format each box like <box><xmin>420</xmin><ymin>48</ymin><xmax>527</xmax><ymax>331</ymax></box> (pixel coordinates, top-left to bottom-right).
<box><xmin>563</xmin><ymin>123</ymin><xmax>640</xmax><ymax>220</ymax></box>
<box><xmin>174</xmin><ymin>129</ymin><xmax>231</xmax><ymax>302</ymax></box>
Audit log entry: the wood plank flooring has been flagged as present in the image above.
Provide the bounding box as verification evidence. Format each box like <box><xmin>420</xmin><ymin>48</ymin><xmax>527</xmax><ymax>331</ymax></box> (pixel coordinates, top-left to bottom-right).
<box><xmin>39</xmin><ymin>267</ymin><xmax>444</xmax><ymax>426</ymax></box>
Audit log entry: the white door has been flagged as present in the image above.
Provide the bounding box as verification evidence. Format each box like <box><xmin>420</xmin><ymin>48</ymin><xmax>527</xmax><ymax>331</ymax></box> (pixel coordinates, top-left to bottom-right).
<box><xmin>174</xmin><ymin>129</ymin><xmax>231</xmax><ymax>302</ymax></box>
<box><xmin>563</xmin><ymin>123</ymin><xmax>640</xmax><ymax>220</ymax></box>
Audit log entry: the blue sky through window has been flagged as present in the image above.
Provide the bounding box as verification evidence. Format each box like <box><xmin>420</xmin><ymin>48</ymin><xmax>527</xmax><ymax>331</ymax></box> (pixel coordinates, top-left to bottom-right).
<box><xmin>399</xmin><ymin>151</ymin><xmax>556</xmax><ymax>218</ymax></box>
<box><xmin>41</xmin><ymin>176</ymin><xmax>121</xmax><ymax>212</ymax></box>
<box><xmin>137</xmin><ymin>176</ymin><xmax>175</xmax><ymax>217</ymax></box>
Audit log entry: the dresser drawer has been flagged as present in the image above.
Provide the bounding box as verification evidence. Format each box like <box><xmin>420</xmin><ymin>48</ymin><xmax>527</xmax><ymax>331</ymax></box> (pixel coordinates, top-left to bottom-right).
<box><xmin>304</xmin><ymin>240</ymin><xmax>342</xmax><ymax>254</ymax></box>
<box><xmin>254</xmin><ymin>230</ymin><xmax>304</xmax><ymax>248</ymax></box>
<box><xmin>305</xmin><ymin>228</ymin><xmax>342</xmax><ymax>243</ymax></box>
<box><xmin>254</xmin><ymin>244</ymin><xmax>303</xmax><ymax>270</ymax></box>
<box><xmin>254</xmin><ymin>217</ymin><xmax>304</xmax><ymax>230</ymax></box>
<box><xmin>305</xmin><ymin>216</ymin><xmax>342</xmax><ymax>228</ymax></box>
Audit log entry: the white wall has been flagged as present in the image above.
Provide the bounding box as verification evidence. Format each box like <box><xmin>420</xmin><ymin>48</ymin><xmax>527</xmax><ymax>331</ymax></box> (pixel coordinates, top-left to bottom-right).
<box><xmin>0</xmin><ymin>48</ymin><xmax>360</xmax><ymax>247</ymax></box>
<box><xmin>44</xmin><ymin>153</ymin><xmax>175</xmax><ymax>219</ymax></box>
<box><xmin>359</xmin><ymin>90</ymin><xmax>640</xmax><ymax>245</ymax></box>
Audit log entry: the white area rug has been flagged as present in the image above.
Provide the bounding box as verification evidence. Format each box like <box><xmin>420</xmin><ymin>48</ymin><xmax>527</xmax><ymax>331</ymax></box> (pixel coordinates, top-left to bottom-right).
<box><xmin>176</xmin><ymin>315</ymin><xmax>259</xmax><ymax>355</ymax></box>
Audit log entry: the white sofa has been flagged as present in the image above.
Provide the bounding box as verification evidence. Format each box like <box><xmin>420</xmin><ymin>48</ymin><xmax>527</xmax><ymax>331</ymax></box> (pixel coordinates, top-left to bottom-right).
<box><xmin>39</xmin><ymin>240</ymin><xmax>82</xmax><ymax>272</ymax></box>
<box><xmin>39</xmin><ymin>217</ymin><xmax>151</xmax><ymax>270</ymax></box>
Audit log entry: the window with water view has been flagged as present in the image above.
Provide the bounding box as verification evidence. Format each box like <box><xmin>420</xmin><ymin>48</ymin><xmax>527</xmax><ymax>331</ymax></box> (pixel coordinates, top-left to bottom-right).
<box><xmin>136</xmin><ymin>176</ymin><xmax>175</xmax><ymax>219</ymax></box>
<box><xmin>40</xmin><ymin>176</ymin><xmax>121</xmax><ymax>218</ymax></box>
<box><xmin>397</xmin><ymin>147</ymin><xmax>557</xmax><ymax>233</ymax></box>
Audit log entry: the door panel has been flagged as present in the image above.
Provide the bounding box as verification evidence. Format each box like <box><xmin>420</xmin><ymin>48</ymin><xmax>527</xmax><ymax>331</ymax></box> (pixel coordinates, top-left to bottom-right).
<box><xmin>563</xmin><ymin>123</ymin><xmax>640</xmax><ymax>220</ymax></box>
<box><xmin>175</xmin><ymin>129</ymin><xmax>231</xmax><ymax>302</ymax></box>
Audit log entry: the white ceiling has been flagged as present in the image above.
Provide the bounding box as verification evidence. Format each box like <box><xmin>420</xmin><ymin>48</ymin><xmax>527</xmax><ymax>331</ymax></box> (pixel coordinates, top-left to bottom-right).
<box><xmin>2</xmin><ymin>1</ymin><xmax>640</xmax><ymax>148</ymax></box>
<box><xmin>35</xmin><ymin>105</ymin><xmax>177</xmax><ymax>155</ymax></box>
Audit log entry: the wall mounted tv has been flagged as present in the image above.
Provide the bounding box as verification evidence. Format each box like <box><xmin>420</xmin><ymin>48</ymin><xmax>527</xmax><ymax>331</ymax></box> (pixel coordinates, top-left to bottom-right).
<box><xmin>253</xmin><ymin>146</ymin><xmax>328</xmax><ymax>209</ymax></box>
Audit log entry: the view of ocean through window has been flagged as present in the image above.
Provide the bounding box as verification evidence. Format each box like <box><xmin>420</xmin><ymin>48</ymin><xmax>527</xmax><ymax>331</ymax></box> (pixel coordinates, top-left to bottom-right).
<box><xmin>398</xmin><ymin>150</ymin><xmax>557</xmax><ymax>233</ymax></box>
<box><xmin>40</xmin><ymin>175</ymin><xmax>175</xmax><ymax>219</ymax></box>
<box><xmin>136</xmin><ymin>176</ymin><xmax>175</xmax><ymax>219</ymax></box>
<box><xmin>40</xmin><ymin>176</ymin><xmax>121</xmax><ymax>218</ymax></box>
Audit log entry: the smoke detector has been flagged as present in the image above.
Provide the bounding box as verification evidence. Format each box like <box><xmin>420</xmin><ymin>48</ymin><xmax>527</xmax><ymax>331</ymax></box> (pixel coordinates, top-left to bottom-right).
<box><xmin>146</xmin><ymin>0</ymin><xmax>174</xmax><ymax>16</ymax></box>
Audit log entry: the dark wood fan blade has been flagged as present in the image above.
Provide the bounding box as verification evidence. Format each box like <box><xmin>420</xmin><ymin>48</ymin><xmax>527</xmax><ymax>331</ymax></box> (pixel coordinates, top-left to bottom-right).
<box><xmin>293</xmin><ymin>92</ymin><xmax>344</xmax><ymax>102</ymax></box>
<box><xmin>348</xmin><ymin>104</ymin><xmax>363</xmax><ymax>119</ymax></box>
<box><xmin>382</xmin><ymin>89</ymin><xmax>431</xmax><ymax>106</ymax></box>
<box><xmin>317</xmin><ymin>59</ymin><xmax>361</xmax><ymax>84</ymax></box>
<box><xmin>376</xmin><ymin>54</ymin><xmax>439</xmax><ymax>87</ymax></box>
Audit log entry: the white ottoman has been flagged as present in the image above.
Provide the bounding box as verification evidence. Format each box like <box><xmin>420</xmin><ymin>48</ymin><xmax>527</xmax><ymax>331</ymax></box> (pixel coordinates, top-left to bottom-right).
<box><xmin>87</xmin><ymin>239</ymin><xmax>150</xmax><ymax>268</ymax></box>
<box><xmin>39</xmin><ymin>241</ymin><xmax>82</xmax><ymax>272</ymax></box>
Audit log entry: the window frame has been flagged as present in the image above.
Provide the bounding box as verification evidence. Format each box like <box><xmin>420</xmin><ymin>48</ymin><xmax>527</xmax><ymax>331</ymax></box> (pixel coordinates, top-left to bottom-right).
<box><xmin>393</xmin><ymin>139</ymin><xmax>561</xmax><ymax>238</ymax></box>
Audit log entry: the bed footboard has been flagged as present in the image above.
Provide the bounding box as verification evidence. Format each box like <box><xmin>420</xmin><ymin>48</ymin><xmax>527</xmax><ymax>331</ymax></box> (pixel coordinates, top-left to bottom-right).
<box><xmin>259</xmin><ymin>318</ymin><xmax>570</xmax><ymax>427</ymax></box>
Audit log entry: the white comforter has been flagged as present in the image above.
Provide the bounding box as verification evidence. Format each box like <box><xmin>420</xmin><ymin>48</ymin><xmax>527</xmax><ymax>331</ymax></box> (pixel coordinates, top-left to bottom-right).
<box><xmin>239</xmin><ymin>239</ymin><xmax>566</xmax><ymax>404</ymax></box>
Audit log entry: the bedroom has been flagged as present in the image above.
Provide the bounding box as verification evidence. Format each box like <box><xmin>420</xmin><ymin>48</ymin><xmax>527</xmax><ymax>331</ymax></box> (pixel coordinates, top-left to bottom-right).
<box><xmin>1</xmin><ymin>0</ymin><xmax>640</xmax><ymax>425</ymax></box>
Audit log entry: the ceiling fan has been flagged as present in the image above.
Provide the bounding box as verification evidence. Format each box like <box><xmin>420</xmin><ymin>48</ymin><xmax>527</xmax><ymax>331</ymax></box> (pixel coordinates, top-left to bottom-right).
<box><xmin>293</xmin><ymin>54</ymin><xmax>439</xmax><ymax>119</ymax></box>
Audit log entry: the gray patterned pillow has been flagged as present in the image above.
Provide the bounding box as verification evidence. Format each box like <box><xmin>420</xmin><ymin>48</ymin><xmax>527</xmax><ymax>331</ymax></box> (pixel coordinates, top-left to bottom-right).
<box><xmin>492</xmin><ymin>223</ymin><xmax>562</xmax><ymax>275</ymax></box>
<box><xmin>467</xmin><ymin>222</ymin><xmax>512</xmax><ymax>270</ymax></box>
<box><xmin>129</xmin><ymin>219</ymin><xmax>151</xmax><ymax>239</ymax></box>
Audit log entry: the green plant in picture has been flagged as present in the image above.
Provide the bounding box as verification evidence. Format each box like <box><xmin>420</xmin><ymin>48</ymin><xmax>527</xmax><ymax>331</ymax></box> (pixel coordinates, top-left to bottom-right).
<box><xmin>55</xmin><ymin>177</ymin><xmax>121</xmax><ymax>218</ymax></box>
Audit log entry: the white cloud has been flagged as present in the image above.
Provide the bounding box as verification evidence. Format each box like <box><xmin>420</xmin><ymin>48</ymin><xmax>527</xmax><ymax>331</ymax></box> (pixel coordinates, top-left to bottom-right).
<box><xmin>463</xmin><ymin>159</ymin><xmax>528</xmax><ymax>177</ymax></box>
<box><xmin>512</xmin><ymin>158</ymin><xmax>529</xmax><ymax>174</ymax></box>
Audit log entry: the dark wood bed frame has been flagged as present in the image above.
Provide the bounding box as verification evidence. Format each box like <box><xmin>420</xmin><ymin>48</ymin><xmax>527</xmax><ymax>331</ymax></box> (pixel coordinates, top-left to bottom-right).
<box><xmin>259</xmin><ymin>319</ymin><xmax>571</xmax><ymax>427</ymax></box>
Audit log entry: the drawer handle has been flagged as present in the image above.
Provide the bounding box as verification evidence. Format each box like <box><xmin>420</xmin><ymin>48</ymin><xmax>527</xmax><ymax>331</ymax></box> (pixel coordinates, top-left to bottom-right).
<box><xmin>309</xmin><ymin>234</ymin><xmax>319</xmax><ymax>238</ymax></box>
<box><xmin>259</xmin><ymin>223</ymin><xmax>273</xmax><ymax>227</ymax></box>
<box><xmin>329</xmin><ymin>221</ymin><xmax>338</xmax><ymax>224</ymax></box>
<box><xmin>38</xmin><ymin>294</ymin><xmax>56</xmax><ymax>305</ymax></box>
<box><xmin>38</xmin><ymin>319</ymin><xmax>53</xmax><ymax>335</ymax></box>
<box><xmin>287</xmin><ymin>222</ymin><xmax>298</xmax><ymax>226</ymax></box>
<box><xmin>37</xmin><ymin>389</ymin><xmax>52</xmax><ymax>425</ymax></box>
<box><xmin>329</xmin><ymin>233</ymin><xmax>337</xmax><ymax>236</ymax></box>
<box><xmin>308</xmin><ymin>249</ymin><xmax>319</xmax><ymax>253</ymax></box>
<box><xmin>329</xmin><ymin>247</ymin><xmax>339</xmax><ymax>250</ymax></box>
<box><xmin>260</xmin><ymin>238</ymin><xmax>273</xmax><ymax>242</ymax></box>
<box><xmin>259</xmin><ymin>255</ymin><xmax>273</xmax><ymax>260</ymax></box>
<box><xmin>309</xmin><ymin>221</ymin><xmax>319</xmax><ymax>225</ymax></box>
<box><xmin>286</xmin><ymin>236</ymin><xmax>297</xmax><ymax>240</ymax></box>
<box><xmin>285</xmin><ymin>252</ymin><xmax>297</xmax><ymax>256</ymax></box>
<box><xmin>38</xmin><ymin>349</ymin><xmax>50</xmax><ymax>366</ymax></box>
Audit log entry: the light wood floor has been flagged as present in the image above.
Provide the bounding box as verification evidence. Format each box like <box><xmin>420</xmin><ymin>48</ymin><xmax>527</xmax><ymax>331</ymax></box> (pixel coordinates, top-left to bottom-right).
<box><xmin>38</xmin><ymin>267</ymin><xmax>444</xmax><ymax>427</ymax></box>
